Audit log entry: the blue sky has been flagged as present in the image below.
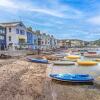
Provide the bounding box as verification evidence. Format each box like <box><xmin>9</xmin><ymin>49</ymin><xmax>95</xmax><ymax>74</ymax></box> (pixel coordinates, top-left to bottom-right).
<box><xmin>0</xmin><ymin>0</ymin><xmax>100</xmax><ymax>41</ymax></box>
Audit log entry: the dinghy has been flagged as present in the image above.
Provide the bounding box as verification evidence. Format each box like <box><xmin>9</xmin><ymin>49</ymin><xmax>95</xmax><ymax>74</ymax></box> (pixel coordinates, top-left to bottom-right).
<box><xmin>77</xmin><ymin>61</ymin><xmax>97</xmax><ymax>66</ymax></box>
<box><xmin>66</xmin><ymin>55</ymin><xmax>80</xmax><ymax>59</ymax></box>
<box><xmin>27</xmin><ymin>58</ymin><xmax>48</xmax><ymax>64</ymax></box>
<box><xmin>53</xmin><ymin>61</ymin><xmax>75</xmax><ymax>65</ymax></box>
<box><xmin>95</xmin><ymin>59</ymin><xmax>100</xmax><ymax>62</ymax></box>
<box><xmin>50</xmin><ymin>74</ymin><xmax>93</xmax><ymax>82</ymax></box>
<box><xmin>84</xmin><ymin>52</ymin><xmax>100</xmax><ymax>58</ymax></box>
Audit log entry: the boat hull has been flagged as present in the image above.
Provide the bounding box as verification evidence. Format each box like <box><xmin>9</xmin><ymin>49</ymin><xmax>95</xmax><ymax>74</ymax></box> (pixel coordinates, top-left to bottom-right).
<box><xmin>77</xmin><ymin>61</ymin><xmax>97</xmax><ymax>66</ymax></box>
<box><xmin>50</xmin><ymin>74</ymin><xmax>94</xmax><ymax>82</ymax></box>
<box><xmin>66</xmin><ymin>55</ymin><xmax>80</xmax><ymax>59</ymax></box>
<box><xmin>53</xmin><ymin>61</ymin><xmax>75</xmax><ymax>65</ymax></box>
<box><xmin>27</xmin><ymin>58</ymin><xmax>48</xmax><ymax>64</ymax></box>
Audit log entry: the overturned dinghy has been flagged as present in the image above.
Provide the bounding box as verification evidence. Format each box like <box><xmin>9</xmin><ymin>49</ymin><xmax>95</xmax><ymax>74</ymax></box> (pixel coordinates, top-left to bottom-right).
<box><xmin>50</xmin><ymin>74</ymin><xmax>94</xmax><ymax>82</ymax></box>
<box><xmin>53</xmin><ymin>61</ymin><xmax>75</xmax><ymax>66</ymax></box>
<box><xmin>27</xmin><ymin>58</ymin><xmax>48</xmax><ymax>64</ymax></box>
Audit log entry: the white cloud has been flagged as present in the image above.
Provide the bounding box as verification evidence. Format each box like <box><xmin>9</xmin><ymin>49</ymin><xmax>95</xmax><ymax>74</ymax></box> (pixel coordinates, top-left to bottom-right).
<box><xmin>87</xmin><ymin>16</ymin><xmax>100</xmax><ymax>25</ymax></box>
<box><xmin>32</xmin><ymin>21</ymin><xmax>53</xmax><ymax>27</ymax></box>
<box><xmin>29</xmin><ymin>8</ymin><xmax>64</xmax><ymax>18</ymax></box>
<box><xmin>0</xmin><ymin>0</ymin><xmax>83</xmax><ymax>19</ymax></box>
<box><xmin>0</xmin><ymin>0</ymin><xmax>18</xmax><ymax>9</ymax></box>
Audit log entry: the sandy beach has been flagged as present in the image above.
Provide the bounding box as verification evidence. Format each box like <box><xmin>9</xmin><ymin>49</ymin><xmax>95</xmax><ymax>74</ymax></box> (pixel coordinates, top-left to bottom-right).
<box><xmin>0</xmin><ymin>56</ymin><xmax>100</xmax><ymax>100</ymax></box>
<box><xmin>0</xmin><ymin>56</ymin><xmax>47</xmax><ymax>100</ymax></box>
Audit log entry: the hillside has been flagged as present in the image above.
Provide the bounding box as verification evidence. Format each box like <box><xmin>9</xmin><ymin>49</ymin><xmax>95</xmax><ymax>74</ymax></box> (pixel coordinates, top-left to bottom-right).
<box><xmin>93</xmin><ymin>39</ymin><xmax>100</xmax><ymax>46</ymax></box>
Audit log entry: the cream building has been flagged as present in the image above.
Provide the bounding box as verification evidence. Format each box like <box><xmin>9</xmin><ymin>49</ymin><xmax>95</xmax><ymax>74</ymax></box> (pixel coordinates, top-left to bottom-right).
<box><xmin>70</xmin><ymin>39</ymin><xmax>84</xmax><ymax>47</ymax></box>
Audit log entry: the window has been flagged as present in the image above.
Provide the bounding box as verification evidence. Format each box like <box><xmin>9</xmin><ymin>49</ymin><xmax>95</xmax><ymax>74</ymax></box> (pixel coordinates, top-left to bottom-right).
<box><xmin>0</xmin><ymin>35</ymin><xmax>4</xmax><ymax>40</ymax></box>
<box><xmin>20</xmin><ymin>30</ymin><xmax>25</xmax><ymax>35</ymax></box>
<box><xmin>16</xmin><ymin>29</ymin><xmax>19</xmax><ymax>34</ymax></box>
<box><xmin>0</xmin><ymin>28</ymin><xmax>5</xmax><ymax>34</ymax></box>
<box><xmin>9</xmin><ymin>36</ymin><xmax>11</xmax><ymax>41</ymax></box>
<box><xmin>2</xmin><ymin>29</ymin><xmax>5</xmax><ymax>34</ymax></box>
<box><xmin>34</xmin><ymin>39</ymin><xmax>36</xmax><ymax>44</ymax></box>
<box><xmin>19</xmin><ymin>23</ymin><xmax>23</xmax><ymax>27</ymax></box>
<box><xmin>42</xmin><ymin>41</ymin><xmax>44</xmax><ymax>44</ymax></box>
<box><xmin>45</xmin><ymin>40</ymin><xmax>47</xmax><ymax>44</ymax></box>
<box><xmin>9</xmin><ymin>28</ymin><xmax>11</xmax><ymax>32</ymax></box>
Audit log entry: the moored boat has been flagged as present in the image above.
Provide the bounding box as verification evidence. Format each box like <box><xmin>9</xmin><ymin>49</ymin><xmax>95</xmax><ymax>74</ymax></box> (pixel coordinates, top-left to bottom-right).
<box><xmin>42</xmin><ymin>55</ymin><xmax>59</xmax><ymax>60</ymax></box>
<box><xmin>95</xmin><ymin>59</ymin><xmax>100</xmax><ymax>62</ymax></box>
<box><xmin>27</xmin><ymin>58</ymin><xmax>48</xmax><ymax>64</ymax></box>
<box><xmin>66</xmin><ymin>55</ymin><xmax>80</xmax><ymax>59</ymax></box>
<box><xmin>53</xmin><ymin>61</ymin><xmax>75</xmax><ymax>66</ymax></box>
<box><xmin>50</xmin><ymin>74</ymin><xmax>94</xmax><ymax>82</ymax></box>
<box><xmin>77</xmin><ymin>61</ymin><xmax>97</xmax><ymax>66</ymax></box>
<box><xmin>84</xmin><ymin>53</ymin><xmax>100</xmax><ymax>58</ymax></box>
<box><xmin>84</xmin><ymin>50</ymin><xmax>100</xmax><ymax>58</ymax></box>
<box><xmin>88</xmin><ymin>51</ymin><xmax>97</xmax><ymax>54</ymax></box>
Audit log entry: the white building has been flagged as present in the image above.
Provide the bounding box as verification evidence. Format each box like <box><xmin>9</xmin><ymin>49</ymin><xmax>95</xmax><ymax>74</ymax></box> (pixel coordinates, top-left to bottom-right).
<box><xmin>54</xmin><ymin>39</ymin><xmax>59</xmax><ymax>49</ymax></box>
<box><xmin>50</xmin><ymin>35</ymin><xmax>55</xmax><ymax>49</ymax></box>
<box><xmin>32</xmin><ymin>31</ymin><xmax>38</xmax><ymax>50</ymax></box>
<box><xmin>40</xmin><ymin>33</ymin><xmax>58</xmax><ymax>50</ymax></box>
<box><xmin>0</xmin><ymin>22</ymin><xmax>27</xmax><ymax>50</ymax></box>
<box><xmin>46</xmin><ymin>34</ymin><xmax>51</xmax><ymax>50</ymax></box>
<box><xmin>50</xmin><ymin>35</ymin><xmax>58</xmax><ymax>49</ymax></box>
<box><xmin>40</xmin><ymin>33</ymin><xmax>46</xmax><ymax>50</ymax></box>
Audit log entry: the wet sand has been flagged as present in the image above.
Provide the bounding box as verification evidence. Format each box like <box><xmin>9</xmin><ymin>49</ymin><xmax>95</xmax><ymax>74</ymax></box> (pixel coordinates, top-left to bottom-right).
<box><xmin>44</xmin><ymin>64</ymin><xmax>100</xmax><ymax>100</ymax></box>
<box><xmin>44</xmin><ymin>79</ymin><xmax>100</xmax><ymax>100</ymax></box>
<box><xmin>0</xmin><ymin>56</ymin><xmax>100</xmax><ymax>100</ymax></box>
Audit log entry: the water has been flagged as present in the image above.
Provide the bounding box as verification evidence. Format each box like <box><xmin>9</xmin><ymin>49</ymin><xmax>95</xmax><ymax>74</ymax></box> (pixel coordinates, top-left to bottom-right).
<box><xmin>49</xmin><ymin>56</ymin><xmax>100</xmax><ymax>78</ymax></box>
<box><xmin>51</xmin><ymin>64</ymin><xmax>100</xmax><ymax>78</ymax></box>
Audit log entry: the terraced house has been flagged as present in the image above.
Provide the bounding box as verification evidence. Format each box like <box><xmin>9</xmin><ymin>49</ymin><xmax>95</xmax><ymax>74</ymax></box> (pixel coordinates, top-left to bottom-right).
<box><xmin>46</xmin><ymin>34</ymin><xmax>51</xmax><ymax>50</ymax></box>
<box><xmin>40</xmin><ymin>33</ymin><xmax>58</xmax><ymax>50</ymax></box>
<box><xmin>40</xmin><ymin>33</ymin><xmax>47</xmax><ymax>50</ymax></box>
<box><xmin>0</xmin><ymin>22</ymin><xmax>58</xmax><ymax>51</ymax></box>
<box><xmin>0</xmin><ymin>22</ymin><xmax>27</xmax><ymax>50</ymax></box>
<box><xmin>0</xmin><ymin>26</ymin><xmax>6</xmax><ymax>50</ymax></box>
<box><xmin>40</xmin><ymin>33</ymin><xmax>52</xmax><ymax>50</ymax></box>
<box><xmin>27</xmin><ymin>28</ymin><xmax>38</xmax><ymax>50</ymax></box>
<box><xmin>50</xmin><ymin>35</ymin><xmax>57</xmax><ymax>49</ymax></box>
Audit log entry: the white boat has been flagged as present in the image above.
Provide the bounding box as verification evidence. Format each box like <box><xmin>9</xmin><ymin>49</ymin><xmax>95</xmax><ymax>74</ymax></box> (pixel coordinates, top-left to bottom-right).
<box><xmin>53</xmin><ymin>61</ymin><xmax>75</xmax><ymax>65</ymax></box>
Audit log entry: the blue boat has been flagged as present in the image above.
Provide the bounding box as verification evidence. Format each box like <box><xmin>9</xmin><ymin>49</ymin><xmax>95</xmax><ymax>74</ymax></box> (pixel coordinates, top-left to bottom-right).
<box><xmin>50</xmin><ymin>74</ymin><xmax>94</xmax><ymax>82</ymax></box>
<box><xmin>27</xmin><ymin>58</ymin><xmax>48</xmax><ymax>64</ymax></box>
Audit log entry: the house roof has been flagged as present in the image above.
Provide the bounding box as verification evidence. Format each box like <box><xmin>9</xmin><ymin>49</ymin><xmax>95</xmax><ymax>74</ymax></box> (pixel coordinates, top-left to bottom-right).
<box><xmin>27</xmin><ymin>28</ymin><xmax>38</xmax><ymax>36</ymax></box>
<box><xmin>0</xmin><ymin>25</ymin><xmax>5</xmax><ymax>28</ymax></box>
<box><xmin>0</xmin><ymin>21</ymin><xmax>26</xmax><ymax>28</ymax></box>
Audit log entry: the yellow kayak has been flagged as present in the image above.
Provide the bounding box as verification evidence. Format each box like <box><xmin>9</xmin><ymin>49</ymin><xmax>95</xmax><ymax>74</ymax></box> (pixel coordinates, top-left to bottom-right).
<box><xmin>77</xmin><ymin>61</ymin><xmax>97</xmax><ymax>66</ymax></box>
<box><xmin>66</xmin><ymin>55</ymin><xmax>80</xmax><ymax>59</ymax></box>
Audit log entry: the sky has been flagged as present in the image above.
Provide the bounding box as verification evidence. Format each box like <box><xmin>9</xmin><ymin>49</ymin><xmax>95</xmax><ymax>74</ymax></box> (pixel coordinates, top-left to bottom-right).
<box><xmin>0</xmin><ymin>0</ymin><xmax>100</xmax><ymax>41</ymax></box>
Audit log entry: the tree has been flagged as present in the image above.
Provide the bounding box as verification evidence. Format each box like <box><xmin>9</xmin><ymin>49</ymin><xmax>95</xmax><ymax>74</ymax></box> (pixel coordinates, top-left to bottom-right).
<box><xmin>93</xmin><ymin>39</ymin><xmax>100</xmax><ymax>46</ymax></box>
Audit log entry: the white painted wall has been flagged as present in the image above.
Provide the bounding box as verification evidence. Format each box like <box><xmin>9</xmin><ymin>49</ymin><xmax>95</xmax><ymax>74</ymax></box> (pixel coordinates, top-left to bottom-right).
<box><xmin>6</xmin><ymin>24</ymin><xmax>27</xmax><ymax>50</ymax></box>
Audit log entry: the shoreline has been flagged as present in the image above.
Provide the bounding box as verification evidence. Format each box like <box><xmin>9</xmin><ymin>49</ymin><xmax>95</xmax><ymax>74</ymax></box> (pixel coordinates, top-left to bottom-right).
<box><xmin>0</xmin><ymin>55</ymin><xmax>100</xmax><ymax>100</ymax></box>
